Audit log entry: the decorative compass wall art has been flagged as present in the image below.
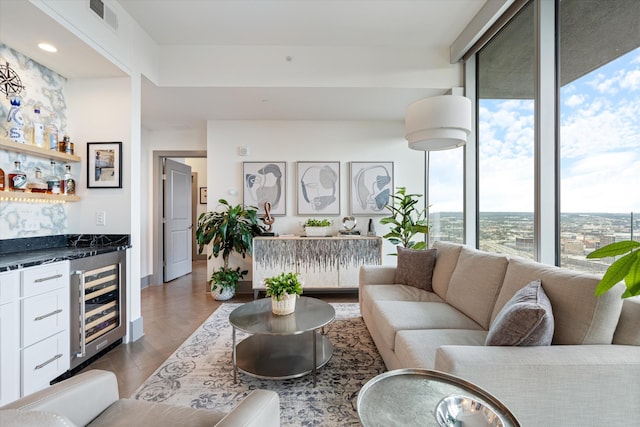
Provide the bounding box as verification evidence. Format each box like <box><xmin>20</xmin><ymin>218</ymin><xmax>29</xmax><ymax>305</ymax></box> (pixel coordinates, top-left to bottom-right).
<box><xmin>0</xmin><ymin>61</ymin><xmax>25</xmax><ymax>98</ymax></box>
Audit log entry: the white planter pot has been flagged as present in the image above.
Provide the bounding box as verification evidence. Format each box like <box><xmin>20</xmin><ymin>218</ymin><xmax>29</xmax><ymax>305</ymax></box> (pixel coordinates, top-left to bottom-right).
<box><xmin>271</xmin><ymin>294</ymin><xmax>297</xmax><ymax>315</ymax></box>
<box><xmin>305</xmin><ymin>226</ymin><xmax>331</xmax><ymax>237</ymax></box>
<box><xmin>211</xmin><ymin>286</ymin><xmax>235</xmax><ymax>301</ymax></box>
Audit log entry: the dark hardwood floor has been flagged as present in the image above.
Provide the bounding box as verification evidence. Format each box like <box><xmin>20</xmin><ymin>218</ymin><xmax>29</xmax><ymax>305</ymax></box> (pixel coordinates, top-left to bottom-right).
<box><xmin>81</xmin><ymin>260</ymin><xmax>357</xmax><ymax>397</ymax></box>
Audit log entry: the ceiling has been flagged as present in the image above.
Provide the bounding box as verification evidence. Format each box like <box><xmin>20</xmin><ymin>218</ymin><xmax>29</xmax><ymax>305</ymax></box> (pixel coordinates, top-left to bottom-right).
<box><xmin>0</xmin><ymin>0</ymin><xmax>488</xmax><ymax>128</ymax></box>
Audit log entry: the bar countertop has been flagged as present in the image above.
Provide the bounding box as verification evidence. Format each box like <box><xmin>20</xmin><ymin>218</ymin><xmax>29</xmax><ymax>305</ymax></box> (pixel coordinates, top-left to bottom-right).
<box><xmin>0</xmin><ymin>234</ymin><xmax>131</xmax><ymax>271</ymax></box>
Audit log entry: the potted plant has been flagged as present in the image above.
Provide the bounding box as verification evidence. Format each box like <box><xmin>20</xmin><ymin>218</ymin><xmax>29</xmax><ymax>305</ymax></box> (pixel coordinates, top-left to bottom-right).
<box><xmin>264</xmin><ymin>271</ymin><xmax>303</xmax><ymax>315</ymax></box>
<box><xmin>586</xmin><ymin>240</ymin><xmax>640</xmax><ymax>298</ymax></box>
<box><xmin>196</xmin><ymin>198</ymin><xmax>264</xmax><ymax>300</ymax></box>
<box><xmin>379</xmin><ymin>186</ymin><xmax>430</xmax><ymax>253</ymax></box>
<box><xmin>303</xmin><ymin>218</ymin><xmax>333</xmax><ymax>237</ymax></box>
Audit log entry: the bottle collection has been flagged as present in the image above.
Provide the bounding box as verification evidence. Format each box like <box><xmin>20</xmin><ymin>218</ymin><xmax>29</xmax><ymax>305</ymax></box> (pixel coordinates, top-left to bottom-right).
<box><xmin>2</xmin><ymin>96</ymin><xmax>77</xmax><ymax>197</ymax></box>
<box><xmin>0</xmin><ymin>160</ymin><xmax>75</xmax><ymax>196</ymax></box>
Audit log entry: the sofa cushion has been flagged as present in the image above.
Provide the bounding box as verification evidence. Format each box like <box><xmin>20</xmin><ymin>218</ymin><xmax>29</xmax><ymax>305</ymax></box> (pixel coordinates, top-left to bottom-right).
<box><xmin>395</xmin><ymin>329</ymin><xmax>488</xmax><ymax>369</ymax></box>
<box><xmin>613</xmin><ymin>297</ymin><xmax>640</xmax><ymax>346</ymax></box>
<box><xmin>485</xmin><ymin>280</ymin><xmax>554</xmax><ymax>346</ymax></box>
<box><xmin>496</xmin><ymin>257</ymin><xmax>625</xmax><ymax>345</ymax></box>
<box><xmin>431</xmin><ymin>241</ymin><xmax>463</xmax><ymax>299</ymax></box>
<box><xmin>370</xmin><ymin>300</ymin><xmax>483</xmax><ymax>351</ymax></box>
<box><xmin>394</xmin><ymin>247</ymin><xmax>437</xmax><ymax>291</ymax></box>
<box><xmin>360</xmin><ymin>284</ymin><xmax>444</xmax><ymax>323</ymax></box>
<box><xmin>445</xmin><ymin>247</ymin><xmax>509</xmax><ymax>329</ymax></box>
<box><xmin>88</xmin><ymin>399</ymin><xmax>225</xmax><ymax>427</ymax></box>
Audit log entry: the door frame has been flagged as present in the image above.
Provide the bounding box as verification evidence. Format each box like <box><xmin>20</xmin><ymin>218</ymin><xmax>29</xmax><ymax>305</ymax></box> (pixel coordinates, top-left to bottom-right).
<box><xmin>152</xmin><ymin>150</ymin><xmax>206</xmax><ymax>285</ymax></box>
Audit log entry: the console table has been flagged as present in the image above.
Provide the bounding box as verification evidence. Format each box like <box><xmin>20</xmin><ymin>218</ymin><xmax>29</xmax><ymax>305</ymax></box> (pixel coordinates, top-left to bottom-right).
<box><xmin>252</xmin><ymin>236</ymin><xmax>382</xmax><ymax>297</ymax></box>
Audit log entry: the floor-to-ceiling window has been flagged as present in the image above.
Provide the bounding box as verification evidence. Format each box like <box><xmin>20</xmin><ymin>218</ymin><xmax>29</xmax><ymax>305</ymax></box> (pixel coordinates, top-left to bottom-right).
<box><xmin>559</xmin><ymin>0</ymin><xmax>640</xmax><ymax>272</ymax></box>
<box><xmin>428</xmin><ymin>148</ymin><xmax>464</xmax><ymax>245</ymax></box>
<box><xmin>476</xmin><ymin>2</ymin><xmax>536</xmax><ymax>259</ymax></box>
<box><xmin>468</xmin><ymin>0</ymin><xmax>639</xmax><ymax>270</ymax></box>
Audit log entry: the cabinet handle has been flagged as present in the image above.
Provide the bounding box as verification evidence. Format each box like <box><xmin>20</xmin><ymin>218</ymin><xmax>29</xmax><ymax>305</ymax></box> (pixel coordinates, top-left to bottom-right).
<box><xmin>34</xmin><ymin>353</ymin><xmax>62</xmax><ymax>370</ymax></box>
<box><xmin>34</xmin><ymin>309</ymin><xmax>63</xmax><ymax>321</ymax></box>
<box><xmin>34</xmin><ymin>274</ymin><xmax>63</xmax><ymax>283</ymax></box>
<box><xmin>76</xmin><ymin>271</ymin><xmax>87</xmax><ymax>358</ymax></box>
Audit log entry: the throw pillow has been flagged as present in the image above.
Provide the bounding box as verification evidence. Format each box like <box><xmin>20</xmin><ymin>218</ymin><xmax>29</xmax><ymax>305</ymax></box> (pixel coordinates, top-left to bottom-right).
<box><xmin>394</xmin><ymin>247</ymin><xmax>437</xmax><ymax>291</ymax></box>
<box><xmin>485</xmin><ymin>280</ymin><xmax>554</xmax><ymax>346</ymax></box>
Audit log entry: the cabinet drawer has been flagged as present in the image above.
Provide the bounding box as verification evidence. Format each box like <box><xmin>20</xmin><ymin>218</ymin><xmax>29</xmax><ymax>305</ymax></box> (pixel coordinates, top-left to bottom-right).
<box><xmin>0</xmin><ymin>270</ymin><xmax>19</xmax><ymax>304</ymax></box>
<box><xmin>22</xmin><ymin>330</ymin><xmax>70</xmax><ymax>396</ymax></box>
<box><xmin>22</xmin><ymin>287</ymin><xmax>69</xmax><ymax>347</ymax></box>
<box><xmin>21</xmin><ymin>261</ymin><xmax>69</xmax><ymax>298</ymax></box>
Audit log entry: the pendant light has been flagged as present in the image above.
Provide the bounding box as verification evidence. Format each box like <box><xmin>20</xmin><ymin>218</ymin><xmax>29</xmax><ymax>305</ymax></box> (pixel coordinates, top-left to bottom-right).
<box><xmin>405</xmin><ymin>95</ymin><xmax>472</xmax><ymax>151</ymax></box>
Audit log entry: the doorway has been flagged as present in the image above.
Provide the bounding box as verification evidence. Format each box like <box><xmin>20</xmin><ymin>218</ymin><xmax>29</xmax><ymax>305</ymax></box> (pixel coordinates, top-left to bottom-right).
<box><xmin>152</xmin><ymin>150</ymin><xmax>207</xmax><ymax>284</ymax></box>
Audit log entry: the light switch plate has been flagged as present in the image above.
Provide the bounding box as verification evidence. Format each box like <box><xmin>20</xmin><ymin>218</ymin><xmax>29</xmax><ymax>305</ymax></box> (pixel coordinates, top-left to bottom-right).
<box><xmin>96</xmin><ymin>211</ymin><xmax>106</xmax><ymax>226</ymax></box>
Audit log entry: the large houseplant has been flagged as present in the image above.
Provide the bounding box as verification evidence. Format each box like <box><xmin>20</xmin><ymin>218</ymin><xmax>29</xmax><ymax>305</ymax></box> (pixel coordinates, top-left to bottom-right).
<box><xmin>586</xmin><ymin>240</ymin><xmax>640</xmax><ymax>298</ymax></box>
<box><xmin>196</xmin><ymin>199</ymin><xmax>263</xmax><ymax>300</ymax></box>
<box><xmin>380</xmin><ymin>187</ymin><xmax>430</xmax><ymax>252</ymax></box>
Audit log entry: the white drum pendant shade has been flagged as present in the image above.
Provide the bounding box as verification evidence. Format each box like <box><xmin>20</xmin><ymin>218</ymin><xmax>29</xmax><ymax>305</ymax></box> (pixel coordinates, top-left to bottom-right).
<box><xmin>405</xmin><ymin>95</ymin><xmax>472</xmax><ymax>151</ymax></box>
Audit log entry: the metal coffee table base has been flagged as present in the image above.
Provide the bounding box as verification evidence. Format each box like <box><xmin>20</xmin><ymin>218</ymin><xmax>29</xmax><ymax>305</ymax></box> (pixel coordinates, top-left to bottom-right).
<box><xmin>234</xmin><ymin>331</ymin><xmax>333</xmax><ymax>384</ymax></box>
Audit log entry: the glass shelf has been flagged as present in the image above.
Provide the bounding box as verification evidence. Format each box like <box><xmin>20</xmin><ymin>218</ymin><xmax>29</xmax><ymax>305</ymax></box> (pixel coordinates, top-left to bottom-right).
<box><xmin>0</xmin><ymin>191</ymin><xmax>80</xmax><ymax>203</ymax></box>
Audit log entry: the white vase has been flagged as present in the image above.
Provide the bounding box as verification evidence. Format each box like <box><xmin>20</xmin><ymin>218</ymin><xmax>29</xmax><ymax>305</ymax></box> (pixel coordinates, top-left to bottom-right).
<box><xmin>305</xmin><ymin>226</ymin><xmax>331</xmax><ymax>237</ymax></box>
<box><xmin>271</xmin><ymin>294</ymin><xmax>297</xmax><ymax>315</ymax></box>
<box><xmin>211</xmin><ymin>286</ymin><xmax>235</xmax><ymax>301</ymax></box>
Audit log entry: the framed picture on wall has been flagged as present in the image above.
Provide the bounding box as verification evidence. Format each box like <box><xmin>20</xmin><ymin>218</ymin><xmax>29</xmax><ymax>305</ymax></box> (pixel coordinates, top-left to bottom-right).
<box><xmin>242</xmin><ymin>161</ymin><xmax>287</xmax><ymax>216</ymax></box>
<box><xmin>87</xmin><ymin>142</ymin><xmax>122</xmax><ymax>188</ymax></box>
<box><xmin>349</xmin><ymin>161</ymin><xmax>393</xmax><ymax>215</ymax></box>
<box><xmin>296</xmin><ymin>161</ymin><xmax>340</xmax><ymax>215</ymax></box>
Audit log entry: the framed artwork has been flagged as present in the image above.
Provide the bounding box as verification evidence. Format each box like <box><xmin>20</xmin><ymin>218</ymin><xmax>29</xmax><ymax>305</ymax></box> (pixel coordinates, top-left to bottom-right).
<box><xmin>199</xmin><ymin>187</ymin><xmax>207</xmax><ymax>204</ymax></box>
<box><xmin>349</xmin><ymin>161</ymin><xmax>394</xmax><ymax>215</ymax></box>
<box><xmin>87</xmin><ymin>142</ymin><xmax>122</xmax><ymax>188</ymax></box>
<box><xmin>296</xmin><ymin>161</ymin><xmax>340</xmax><ymax>215</ymax></box>
<box><xmin>243</xmin><ymin>161</ymin><xmax>287</xmax><ymax>216</ymax></box>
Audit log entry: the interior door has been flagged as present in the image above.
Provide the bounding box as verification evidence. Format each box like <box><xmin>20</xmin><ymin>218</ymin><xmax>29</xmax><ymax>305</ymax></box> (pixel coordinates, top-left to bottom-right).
<box><xmin>163</xmin><ymin>159</ymin><xmax>193</xmax><ymax>282</ymax></box>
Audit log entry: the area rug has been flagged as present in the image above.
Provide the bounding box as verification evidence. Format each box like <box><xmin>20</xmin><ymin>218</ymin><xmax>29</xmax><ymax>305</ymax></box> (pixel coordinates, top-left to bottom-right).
<box><xmin>132</xmin><ymin>302</ymin><xmax>386</xmax><ymax>426</ymax></box>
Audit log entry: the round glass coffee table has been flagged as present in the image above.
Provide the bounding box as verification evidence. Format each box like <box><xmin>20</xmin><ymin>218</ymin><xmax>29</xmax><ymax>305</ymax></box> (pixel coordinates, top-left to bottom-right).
<box><xmin>229</xmin><ymin>296</ymin><xmax>335</xmax><ymax>386</ymax></box>
<box><xmin>357</xmin><ymin>369</ymin><xmax>521</xmax><ymax>426</ymax></box>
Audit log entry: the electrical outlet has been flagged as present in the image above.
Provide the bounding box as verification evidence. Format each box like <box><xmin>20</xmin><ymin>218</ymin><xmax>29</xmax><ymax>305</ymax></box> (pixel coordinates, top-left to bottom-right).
<box><xmin>24</xmin><ymin>220</ymin><xmax>39</xmax><ymax>231</ymax></box>
<box><xmin>96</xmin><ymin>211</ymin><xmax>106</xmax><ymax>226</ymax></box>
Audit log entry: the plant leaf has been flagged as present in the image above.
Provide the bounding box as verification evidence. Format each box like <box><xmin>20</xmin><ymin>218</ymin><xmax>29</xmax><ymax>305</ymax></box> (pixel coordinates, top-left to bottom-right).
<box><xmin>587</xmin><ymin>241</ymin><xmax>640</xmax><ymax>259</ymax></box>
<box><xmin>623</xmin><ymin>252</ymin><xmax>640</xmax><ymax>297</ymax></box>
<box><xmin>595</xmin><ymin>251</ymin><xmax>638</xmax><ymax>296</ymax></box>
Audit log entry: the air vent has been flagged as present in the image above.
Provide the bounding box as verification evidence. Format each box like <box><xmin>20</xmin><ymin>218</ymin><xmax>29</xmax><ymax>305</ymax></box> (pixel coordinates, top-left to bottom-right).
<box><xmin>89</xmin><ymin>0</ymin><xmax>118</xmax><ymax>31</ymax></box>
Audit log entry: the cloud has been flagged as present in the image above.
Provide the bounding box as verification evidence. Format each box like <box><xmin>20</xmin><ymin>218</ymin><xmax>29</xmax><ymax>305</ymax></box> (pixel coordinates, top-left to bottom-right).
<box><xmin>565</xmin><ymin>94</ymin><xmax>585</xmax><ymax>108</ymax></box>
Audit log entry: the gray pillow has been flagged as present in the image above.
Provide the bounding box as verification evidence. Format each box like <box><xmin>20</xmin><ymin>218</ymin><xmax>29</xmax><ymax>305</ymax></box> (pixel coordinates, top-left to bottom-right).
<box><xmin>394</xmin><ymin>247</ymin><xmax>437</xmax><ymax>291</ymax></box>
<box><xmin>485</xmin><ymin>280</ymin><xmax>554</xmax><ymax>346</ymax></box>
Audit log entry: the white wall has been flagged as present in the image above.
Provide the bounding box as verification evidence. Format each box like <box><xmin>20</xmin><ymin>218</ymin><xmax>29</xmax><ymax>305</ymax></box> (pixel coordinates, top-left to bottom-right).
<box><xmin>206</xmin><ymin>119</ymin><xmax>425</xmax><ymax>275</ymax></box>
<box><xmin>66</xmin><ymin>77</ymin><xmax>132</xmax><ymax>234</ymax></box>
<box><xmin>185</xmin><ymin>157</ymin><xmax>208</xmax><ymax>222</ymax></box>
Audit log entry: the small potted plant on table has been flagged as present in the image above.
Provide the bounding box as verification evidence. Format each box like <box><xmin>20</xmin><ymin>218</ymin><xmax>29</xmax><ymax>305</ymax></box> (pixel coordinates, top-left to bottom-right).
<box><xmin>303</xmin><ymin>218</ymin><xmax>333</xmax><ymax>237</ymax></box>
<box><xmin>264</xmin><ymin>272</ymin><xmax>303</xmax><ymax>315</ymax></box>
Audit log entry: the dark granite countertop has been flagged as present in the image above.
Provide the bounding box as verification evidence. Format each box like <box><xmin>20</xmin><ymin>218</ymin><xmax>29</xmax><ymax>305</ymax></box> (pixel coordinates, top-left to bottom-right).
<box><xmin>0</xmin><ymin>234</ymin><xmax>131</xmax><ymax>271</ymax></box>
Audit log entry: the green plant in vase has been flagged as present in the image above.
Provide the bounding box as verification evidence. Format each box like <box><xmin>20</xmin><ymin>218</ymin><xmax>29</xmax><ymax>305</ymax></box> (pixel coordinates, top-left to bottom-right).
<box><xmin>380</xmin><ymin>186</ymin><xmax>430</xmax><ymax>253</ymax></box>
<box><xmin>264</xmin><ymin>272</ymin><xmax>303</xmax><ymax>315</ymax></box>
<box><xmin>196</xmin><ymin>198</ymin><xmax>263</xmax><ymax>300</ymax></box>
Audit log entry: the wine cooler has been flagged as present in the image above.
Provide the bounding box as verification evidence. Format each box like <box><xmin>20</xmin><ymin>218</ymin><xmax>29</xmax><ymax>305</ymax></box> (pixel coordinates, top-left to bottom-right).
<box><xmin>69</xmin><ymin>250</ymin><xmax>127</xmax><ymax>369</ymax></box>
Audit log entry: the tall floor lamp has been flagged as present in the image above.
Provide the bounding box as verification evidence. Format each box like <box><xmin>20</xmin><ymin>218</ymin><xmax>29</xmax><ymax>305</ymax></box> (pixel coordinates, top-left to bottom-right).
<box><xmin>404</xmin><ymin>95</ymin><xmax>472</xmax><ymax>245</ymax></box>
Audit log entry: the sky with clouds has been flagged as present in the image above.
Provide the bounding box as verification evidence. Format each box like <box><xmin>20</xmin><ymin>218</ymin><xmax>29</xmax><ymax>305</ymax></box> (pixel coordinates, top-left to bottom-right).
<box><xmin>429</xmin><ymin>47</ymin><xmax>640</xmax><ymax>215</ymax></box>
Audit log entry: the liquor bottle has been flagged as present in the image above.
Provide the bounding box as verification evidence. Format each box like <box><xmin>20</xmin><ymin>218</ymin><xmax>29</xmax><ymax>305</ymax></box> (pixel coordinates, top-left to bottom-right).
<box><xmin>27</xmin><ymin>168</ymin><xmax>48</xmax><ymax>193</ymax></box>
<box><xmin>61</xmin><ymin>164</ymin><xmax>76</xmax><ymax>195</ymax></box>
<box><xmin>44</xmin><ymin>113</ymin><xmax>59</xmax><ymax>151</ymax></box>
<box><xmin>45</xmin><ymin>161</ymin><xmax>61</xmax><ymax>195</ymax></box>
<box><xmin>0</xmin><ymin>166</ymin><xmax>5</xmax><ymax>191</ymax></box>
<box><xmin>8</xmin><ymin>161</ymin><xmax>27</xmax><ymax>191</ymax></box>
<box><xmin>30</xmin><ymin>105</ymin><xmax>45</xmax><ymax>148</ymax></box>
<box><xmin>7</xmin><ymin>97</ymin><xmax>26</xmax><ymax>144</ymax></box>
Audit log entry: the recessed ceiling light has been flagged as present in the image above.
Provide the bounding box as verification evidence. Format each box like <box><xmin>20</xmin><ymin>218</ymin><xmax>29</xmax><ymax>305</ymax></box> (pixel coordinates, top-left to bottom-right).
<box><xmin>38</xmin><ymin>43</ymin><xmax>58</xmax><ymax>53</ymax></box>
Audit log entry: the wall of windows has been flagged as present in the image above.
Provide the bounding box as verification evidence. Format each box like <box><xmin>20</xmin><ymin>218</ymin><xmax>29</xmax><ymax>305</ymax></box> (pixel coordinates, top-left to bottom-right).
<box><xmin>469</xmin><ymin>0</ymin><xmax>639</xmax><ymax>271</ymax></box>
<box><xmin>476</xmin><ymin>2</ymin><xmax>535</xmax><ymax>259</ymax></box>
<box><xmin>558</xmin><ymin>0</ymin><xmax>640</xmax><ymax>272</ymax></box>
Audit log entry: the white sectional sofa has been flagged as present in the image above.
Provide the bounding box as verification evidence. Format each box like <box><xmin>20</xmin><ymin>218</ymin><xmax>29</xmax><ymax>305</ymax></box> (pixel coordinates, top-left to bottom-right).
<box><xmin>359</xmin><ymin>241</ymin><xmax>640</xmax><ymax>427</ymax></box>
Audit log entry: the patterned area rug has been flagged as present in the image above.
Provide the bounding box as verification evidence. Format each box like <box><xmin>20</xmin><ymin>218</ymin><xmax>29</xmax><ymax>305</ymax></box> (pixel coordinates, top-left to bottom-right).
<box><xmin>133</xmin><ymin>302</ymin><xmax>386</xmax><ymax>426</ymax></box>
